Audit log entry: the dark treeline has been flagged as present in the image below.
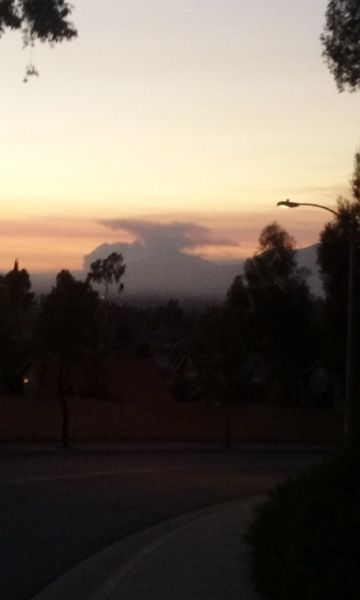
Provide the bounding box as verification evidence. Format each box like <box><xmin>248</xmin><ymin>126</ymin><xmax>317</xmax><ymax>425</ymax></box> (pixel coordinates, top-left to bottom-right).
<box><xmin>181</xmin><ymin>152</ymin><xmax>360</xmax><ymax>412</ymax></box>
<box><xmin>1</xmin><ymin>154</ymin><xmax>360</xmax><ymax>447</ymax></box>
<box><xmin>178</xmin><ymin>214</ymin><xmax>354</xmax><ymax>411</ymax></box>
<box><xmin>0</xmin><ymin>253</ymin><xmax>125</xmax><ymax>447</ymax></box>
<box><xmin>0</xmin><ymin>202</ymin><xmax>358</xmax><ymax>411</ymax></box>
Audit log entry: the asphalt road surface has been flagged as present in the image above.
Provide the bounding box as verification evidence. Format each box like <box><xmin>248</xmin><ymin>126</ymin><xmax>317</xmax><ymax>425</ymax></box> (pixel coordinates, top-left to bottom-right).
<box><xmin>0</xmin><ymin>444</ymin><xmax>333</xmax><ymax>600</ymax></box>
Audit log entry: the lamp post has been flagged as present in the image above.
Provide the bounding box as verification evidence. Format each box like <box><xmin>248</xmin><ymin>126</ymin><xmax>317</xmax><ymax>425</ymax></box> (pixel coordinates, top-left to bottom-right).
<box><xmin>277</xmin><ymin>198</ymin><xmax>356</xmax><ymax>446</ymax></box>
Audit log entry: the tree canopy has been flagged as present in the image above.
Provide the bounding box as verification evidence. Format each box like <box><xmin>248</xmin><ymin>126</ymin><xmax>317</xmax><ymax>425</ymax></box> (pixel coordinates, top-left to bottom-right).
<box><xmin>317</xmin><ymin>199</ymin><xmax>360</xmax><ymax>305</ymax></box>
<box><xmin>317</xmin><ymin>152</ymin><xmax>360</xmax><ymax>377</ymax></box>
<box><xmin>321</xmin><ymin>0</ymin><xmax>360</xmax><ymax>91</ymax></box>
<box><xmin>87</xmin><ymin>252</ymin><xmax>126</xmax><ymax>302</ymax></box>
<box><xmin>0</xmin><ymin>260</ymin><xmax>34</xmax><ymax>392</ymax></box>
<box><xmin>2</xmin><ymin>259</ymin><xmax>34</xmax><ymax>310</ymax></box>
<box><xmin>38</xmin><ymin>269</ymin><xmax>100</xmax><ymax>357</ymax></box>
<box><xmin>318</xmin><ymin>151</ymin><xmax>360</xmax><ymax>305</ymax></box>
<box><xmin>0</xmin><ymin>0</ymin><xmax>76</xmax><ymax>44</ymax></box>
<box><xmin>36</xmin><ymin>270</ymin><xmax>101</xmax><ymax>448</ymax></box>
<box><xmin>225</xmin><ymin>274</ymin><xmax>249</xmax><ymax>311</ymax></box>
<box><xmin>243</xmin><ymin>223</ymin><xmax>316</xmax><ymax>401</ymax></box>
<box><xmin>244</xmin><ymin>222</ymin><xmax>309</xmax><ymax>297</ymax></box>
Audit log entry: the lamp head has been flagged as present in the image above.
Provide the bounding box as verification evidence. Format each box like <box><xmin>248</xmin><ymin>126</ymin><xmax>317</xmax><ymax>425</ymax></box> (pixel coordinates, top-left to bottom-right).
<box><xmin>277</xmin><ymin>199</ymin><xmax>300</xmax><ymax>208</ymax></box>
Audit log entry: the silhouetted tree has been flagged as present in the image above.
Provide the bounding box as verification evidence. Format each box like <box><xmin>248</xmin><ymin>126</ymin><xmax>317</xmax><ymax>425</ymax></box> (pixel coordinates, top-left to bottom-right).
<box><xmin>87</xmin><ymin>252</ymin><xmax>125</xmax><ymax>325</ymax></box>
<box><xmin>0</xmin><ymin>260</ymin><xmax>34</xmax><ymax>392</ymax></box>
<box><xmin>317</xmin><ymin>200</ymin><xmax>360</xmax><ymax>410</ymax></box>
<box><xmin>0</xmin><ymin>0</ymin><xmax>76</xmax><ymax>44</ymax></box>
<box><xmin>318</xmin><ymin>200</ymin><xmax>359</xmax><ymax>306</ymax></box>
<box><xmin>244</xmin><ymin>223</ymin><xmax>316</xmax><ymax>402</ymax></box>
<box><xmin>245</xmin><ymin>223</ymin><xmax>305</xmax><ymax>294</ymax></box>
<box><xmin>190</xmin><ymin>305</ymin><xmax>252</xmax><ymax>447</ymax></box>
<box><xmin>225</xmin><ymin>274</ymin><xmax>250</xmax><ymax>311</ymax></box>
<box><xmin>321</xmin><ymin>0</ymin><xmax>360</xmax><ymax>91</ymax></box>
<box><xmin>37</xmin><ymin>270</ymin><xmax>101</xmax><ymax>448</ymax></box>
<box><xmin>3</xmin><ymin>259</ymin><xmax>34</xmax><ymax>310</ymax></box>
<box><xmin>351</xmin><ymin>149</ymin><xmax>360</xmax><ymax>201</ymax></box>
<box><xmin>0</xmin><ymin>0</ymin><xmax>77</xmax><ymax>79</ymax></box>
<box><xmin>317</xmin><ymin>153</ymin><xmax>360</xmax><ymax>393</ymax></box>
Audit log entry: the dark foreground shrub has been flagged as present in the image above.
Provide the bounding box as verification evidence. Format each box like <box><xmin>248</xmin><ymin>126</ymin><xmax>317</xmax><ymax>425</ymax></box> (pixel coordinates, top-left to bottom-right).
<box><xmin>246</xmin><ymin>452</ymin><xmax>360</xmax><ymax>600</ymax></box>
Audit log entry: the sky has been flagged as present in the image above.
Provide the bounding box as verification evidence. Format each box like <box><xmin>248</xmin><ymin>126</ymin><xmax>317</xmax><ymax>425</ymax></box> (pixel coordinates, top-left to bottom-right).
<box><xmin>0</xmin><ymin>0</ymin><xmax>360</xmax><ymax>273</ymax></box>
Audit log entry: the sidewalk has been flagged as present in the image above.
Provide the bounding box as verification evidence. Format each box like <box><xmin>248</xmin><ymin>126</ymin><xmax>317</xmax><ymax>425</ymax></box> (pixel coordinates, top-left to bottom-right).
<box><xmin>98</xmin><ymin>498</ymin><xmax>261</xmax><ymax>600</ymax></box>
<box><xmin>32</xmin><ymin>497</ymin><xmax>262</xmax><ymax>600</ymax></box>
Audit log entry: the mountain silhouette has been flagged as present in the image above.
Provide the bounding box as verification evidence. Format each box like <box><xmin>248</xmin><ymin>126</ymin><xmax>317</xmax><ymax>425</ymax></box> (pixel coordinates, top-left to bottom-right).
<box><xmin>81</xmin><ymin>241</ymin><xmax>322</xmax><ymax>302</ymax></box>
<box><xmin>83</xmin><ymin>241</ymin><xmax>242</xmax><ymax>301</ymax></box>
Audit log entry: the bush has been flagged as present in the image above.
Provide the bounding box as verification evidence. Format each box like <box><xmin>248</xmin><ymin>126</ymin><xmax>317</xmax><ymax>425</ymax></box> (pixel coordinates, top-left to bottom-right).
<box><xmin>246</xmin><ymin>452</ymin><xmax>360</xmax><ymax>599</ymax></box>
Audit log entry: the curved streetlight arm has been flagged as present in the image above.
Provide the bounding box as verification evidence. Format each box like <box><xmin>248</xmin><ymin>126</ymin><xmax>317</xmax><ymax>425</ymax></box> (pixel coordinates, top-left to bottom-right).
<box><xmin>277</xmin><ymin>199</ymin><xmax>340</xmax><ymax>218</ymax></box>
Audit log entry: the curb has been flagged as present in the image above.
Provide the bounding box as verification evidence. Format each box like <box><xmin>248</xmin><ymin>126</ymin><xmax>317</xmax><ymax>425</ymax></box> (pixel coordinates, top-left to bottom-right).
<box><xmin>30</xmin><ymin>495</ymin><xmax>265</xmax><ymax>600</ymax></box>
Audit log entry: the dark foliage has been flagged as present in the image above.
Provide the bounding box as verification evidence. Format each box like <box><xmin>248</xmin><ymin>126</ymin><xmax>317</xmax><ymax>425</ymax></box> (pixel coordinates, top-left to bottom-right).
<box><xmin>2</xmin><ymin>259</ymin><xmax>34</xmax><ymax>310</ymax></box>
<box><xmin>225</xmin><ymin>274</ymin><xmax>250</xmax><ymax>311</ymax></box>
<box><xmin>0</xmin><ymin>0</ymin><xmax>76</xmax><ymax>43</ymax></box>
<box><xmin>0</xmin><ymin>261</ymin><xmax>34</xmax><ymax>393</ymax></box>
<box><xmin>244</xmin><ymin>222</ymin><xmax>317</xmax><ymax>402</ymax></box>
<box><xmin>317</xmin><ymin>153</ymin><xmax>360</xmax><ymax>384</ymax></box>
<box><xmin>247</xmin><ymin>452</ymin><xmax>360</xmax><ymax>600</ymax></box>
<box><xmin>38</xmin><ymin>269</ymin><xmax>100</xmax><ymax>357</ymax></box>
<box><xmin>317</xmin><ymin>200</ymin><xmax>360</xmax><ymax>378</ymax></box>
<box><xmin>321</xmin><ymin>0</ymin><xmax>360</xmax><ymax>91</ymax></box>
<box><xmin>37</xmin><ymin>270</ymin><xmax>101</xmax><ymax>447</ymax></box>
<box><xmin>87</xmin><ymin>252</ymin><xmax>126</xmax><ymax>300</ymax></box>
<box><xmin>244</xmin><ymin>223</ymin><xmax>307</xmax><ymax>297</ymax></box>
<box><xmin>352</xmin><ymin>150</ymin><xmax>360</xmax><ymax>201</ymax></box>
<box><xmin>317</xmin><ymin>200</ymin><xmax>359</xmax><ymax>305</ymax></box>
<box><xmin>190</xmin><ymin>304</ymin><xmax>252</xmax><ymax>405</ymax></box>
<box><xmin>87</xmin><ymin>252</ymin><xmax>126</xmax><ymax>333</ymax></box>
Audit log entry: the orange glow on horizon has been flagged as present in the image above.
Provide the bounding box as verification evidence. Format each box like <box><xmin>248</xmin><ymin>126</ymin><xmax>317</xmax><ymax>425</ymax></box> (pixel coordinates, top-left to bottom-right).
<box><xmin>0</xmin><ymin>206</ymin><xmax>335</xmax><ymax>274</ymax></box>
<box><xmin>0</xmin><ymin>1</ymin><xmax>358</xmax><ymax>274</ymax></box>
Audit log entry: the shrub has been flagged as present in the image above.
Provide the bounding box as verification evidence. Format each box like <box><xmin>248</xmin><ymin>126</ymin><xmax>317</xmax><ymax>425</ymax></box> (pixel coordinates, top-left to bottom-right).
<box><xmin>246</xmin><ymin>452</ymin><xmax>360</xmax><ymax>599</ymax></box>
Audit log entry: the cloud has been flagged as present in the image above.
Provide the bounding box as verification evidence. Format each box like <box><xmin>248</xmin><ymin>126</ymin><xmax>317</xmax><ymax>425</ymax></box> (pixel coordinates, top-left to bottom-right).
<box><xmin>82</xmin><ymin>219</ymin><xmax>241</xmax><ymax>298</ymax></box>
<box><xmin>81</xmin><ymin>217</ymin><xmax>322</xmax><ymax>300</ymax></box>
<box><xmin>98</xmin><ymin>218</ymin><xmax>237</xmax><ymax>253</ymax></box>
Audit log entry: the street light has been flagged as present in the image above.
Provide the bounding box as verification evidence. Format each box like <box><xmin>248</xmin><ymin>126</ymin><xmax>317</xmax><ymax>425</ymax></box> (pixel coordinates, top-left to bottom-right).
<box><xmin>277</xmin><ymin>198</ymin><xmax>356</xmax><ymax>446</ymax></box>
<box><xmin>277</xmin><ymin>198</ymin><xmax>340</xmax><ymax>217</ymax></box>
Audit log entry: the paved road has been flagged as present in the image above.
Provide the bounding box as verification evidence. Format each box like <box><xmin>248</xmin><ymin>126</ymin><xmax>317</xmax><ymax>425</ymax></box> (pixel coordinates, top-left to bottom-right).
<box><xmin>0</xmin><ymin>445</ymin><xmax>332</xmax><ymax>600</ymax></box>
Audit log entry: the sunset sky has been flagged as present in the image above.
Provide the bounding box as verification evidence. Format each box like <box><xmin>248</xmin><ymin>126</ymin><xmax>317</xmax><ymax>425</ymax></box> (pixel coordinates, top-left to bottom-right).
<box><xmin>0</xmin><ymin>0</ymin><xmax>359</xmax><ymax>273</ymax></box>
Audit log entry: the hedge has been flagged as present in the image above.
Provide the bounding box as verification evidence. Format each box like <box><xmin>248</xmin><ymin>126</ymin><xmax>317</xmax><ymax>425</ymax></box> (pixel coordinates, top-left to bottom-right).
<box><xmin>246</xmin><ymin>452</ymin><xmax>360</xmax><ymax>599</ymax></box>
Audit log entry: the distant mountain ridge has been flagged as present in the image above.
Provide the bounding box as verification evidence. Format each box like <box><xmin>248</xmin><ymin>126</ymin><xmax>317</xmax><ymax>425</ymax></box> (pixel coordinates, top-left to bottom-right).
<box><xmin>30</xmin><ymin>243</ymin><xmax>322</xmax><ymax>301</ymax></box>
